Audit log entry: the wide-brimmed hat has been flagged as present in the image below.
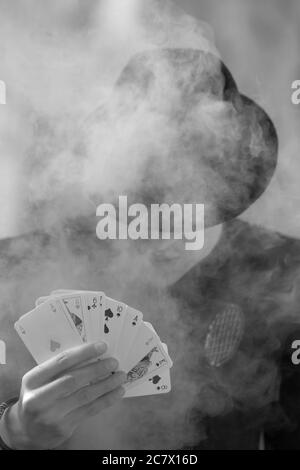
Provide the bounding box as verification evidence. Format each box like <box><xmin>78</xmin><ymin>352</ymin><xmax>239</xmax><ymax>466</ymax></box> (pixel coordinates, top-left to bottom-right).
<box><xmin>86</xmin><ymin>48</ymin><xmax>278</xmax><ymax>228</ymax></box>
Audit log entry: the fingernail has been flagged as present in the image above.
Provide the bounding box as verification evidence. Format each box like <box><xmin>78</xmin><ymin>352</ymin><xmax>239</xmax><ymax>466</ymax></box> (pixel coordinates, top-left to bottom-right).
<box><xmin>105</xmin><ymin>358</ymin><xmax>119</xmax><ymax>371</ymax></box>
<box><xmin>94</xmin><ymin>342</ymin><xmax>107</xmax><ymax>354</ymax></box>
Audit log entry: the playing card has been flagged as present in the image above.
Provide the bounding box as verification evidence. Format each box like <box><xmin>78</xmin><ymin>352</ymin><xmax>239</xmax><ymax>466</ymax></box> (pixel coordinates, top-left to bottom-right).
<box><xmin>124</xmin><ymin>343</ymin><xmax>172</xmax><ymax>397</ymax></box>
<box><xmin>51</xmin><ymin>289</ymin><xmax>79</xmax><ymax>295</ymax></box>
<box><xmin>122</xmin><ymin>322</ymin><xmax>173</xmax><ymax>374</ymax></box>
<box><xmin>81</xmin><ymin>291</ymin><xmax>105</xmax><ymax>343</ymax></box>
<box><xmin>35</xmin><ymin>289</ymin><xmax>81</xmax><ymax>307</ymax></box>
<box><xmin>124</xmin><ymin>367</ymin><xmax>171</xmax><ymax>397</ymax></box>
<box><xmin>120</xmin><ymin>321</ymin><xmax>156</xmax><ymax>373</ymax></box>
<box><xmin>42</xmin><ymin>291</ymin><xmax>126</xmax><ymax>349</ymax></box>
<box><xmin>124</xmin><ymin>340</ymin><xmax>172</xmax><ymax>390</ymax></box>
<box><xmin>143</xmin><ymin>321</ymin><xmax>161</xmax><ymax>340</ymax></box>
<box><xmin>27</xmin><ymin>290</ymin><xmax>173</xmax><ymax>398</ymax></box>
<box><xmin>35</xmin><ymin>291</ymin><xmax>105</xmax><ymax>344</ymax></box>
<box><xmin>101</xmin><ymin>296</ymin><xmax>127</xmax><ymax>357</ymax></box>
<box><xmin>114</xmin><ymin>306</ymin><xmax>143</xmax><ymax>368</ymax></box>
<box><xmin>55</xmin><ymin>293</ymin><xmax>87</xmax><ymax>342</ymax></box>
<box><xmin>36</xmin><ymin>290</ymin><xmax>82</xmax><ymax>307</ymax></box>
<box><xmin>14</xmin><ymin>298</ymin><xmax>82</xmax><ymax>364</ymax></box>
<box><xmin>35</xmin><ymin>295</ymin><xmax>51</xmax><ymax>307</ymax></box>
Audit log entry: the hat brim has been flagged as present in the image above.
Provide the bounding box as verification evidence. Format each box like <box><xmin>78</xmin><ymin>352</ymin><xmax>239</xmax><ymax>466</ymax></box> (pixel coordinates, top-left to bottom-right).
<box><xmin>209</xmin><ymin>91</ymin><xmax>278</xmax><ymax>226</ymax></box>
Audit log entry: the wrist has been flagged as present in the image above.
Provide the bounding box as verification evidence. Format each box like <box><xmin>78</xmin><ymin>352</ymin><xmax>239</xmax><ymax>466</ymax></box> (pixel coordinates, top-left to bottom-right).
<box><xmin>1</xmin><ymin>403</ymin><xmax>34</xmax><ymax>450</ymax></box>
<box><xmin>0</xmin><ymin>407</ymin><xmax>13</xmax><ymax>449</ymax></box>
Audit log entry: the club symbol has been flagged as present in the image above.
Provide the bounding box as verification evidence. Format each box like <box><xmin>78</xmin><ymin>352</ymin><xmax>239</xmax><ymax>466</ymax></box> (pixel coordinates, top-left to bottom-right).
<box><xmin>88</xmin><ymin>297</ymin><xmax>98</xmax><ymax>311</ymax></box>
<box><xmin>104</xmin><ymin>324</ymin><xmax>109</xmax><ymax>334</ymax></box>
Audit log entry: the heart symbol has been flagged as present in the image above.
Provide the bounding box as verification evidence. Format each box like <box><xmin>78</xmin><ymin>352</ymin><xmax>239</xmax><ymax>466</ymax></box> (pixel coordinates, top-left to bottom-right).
<box><xmin>50</xmin><ymin>340</ymin><xmax>61</xmax><ymax>352</ymax></box>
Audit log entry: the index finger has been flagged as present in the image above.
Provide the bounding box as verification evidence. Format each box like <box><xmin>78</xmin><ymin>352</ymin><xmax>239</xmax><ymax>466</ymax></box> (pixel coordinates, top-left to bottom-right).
<box><xmin>26</xmin><ymin>342</ymin><xmax>107</xmax><ymax>387</ymax></box>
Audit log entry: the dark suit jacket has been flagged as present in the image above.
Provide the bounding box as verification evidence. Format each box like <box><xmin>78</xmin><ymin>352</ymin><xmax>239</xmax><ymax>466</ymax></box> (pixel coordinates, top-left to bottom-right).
<box><xmin>169</xmin><ymin>219</ymin><xmax>300</xmax><ymax>449</ymax></box>
<box><xmin>0</xmin><ymin>218</ymin><xmax>299</xmax><ymax>449</ymax></box>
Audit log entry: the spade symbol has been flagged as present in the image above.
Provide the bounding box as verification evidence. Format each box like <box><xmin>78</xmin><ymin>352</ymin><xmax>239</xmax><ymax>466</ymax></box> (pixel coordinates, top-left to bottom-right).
<box><xmin>116</xmin><ymin>307</ymin><xmax>123</xmax><ymax>317</ymax></box>
<box><xmin>105</xmin><ymin>308</ymin><xmax>114</xmax><ymax>322</ymax></box>
<box><xmin>50</xmin><ymin>340</ymin><xmax>61</xmax><ymax>352</ymax></box>
<box><xmin>149</xmin><ymin>375</ymin><xmax>161</xmax><ymax>385</ymax></box>
<box><xmin>104</xmin><ymin>324</ymin><xmax>109</xmax><ymax>334</ymax></box>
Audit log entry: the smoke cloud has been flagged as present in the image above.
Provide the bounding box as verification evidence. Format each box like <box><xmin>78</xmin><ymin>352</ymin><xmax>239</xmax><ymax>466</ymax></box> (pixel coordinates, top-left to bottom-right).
<box><xmin>0</xmin><ymin>0</ymin><xmax>299</xmax><ymax>450</ymax></box>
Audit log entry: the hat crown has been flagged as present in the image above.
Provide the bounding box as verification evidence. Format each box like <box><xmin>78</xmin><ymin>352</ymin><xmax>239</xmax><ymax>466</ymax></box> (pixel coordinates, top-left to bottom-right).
<box><xmin>84</xmin><ymin>48</ymin><xmax>278</xmax><ymax>228</ymax></box>
<box><xmin>115</xmin><ymin>49</ymin><xmax>239</xmax><ymax>111</ymax></box>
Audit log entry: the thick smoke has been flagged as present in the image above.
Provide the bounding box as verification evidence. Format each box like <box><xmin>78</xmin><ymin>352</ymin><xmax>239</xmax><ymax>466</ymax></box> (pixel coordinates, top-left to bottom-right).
<box><xmin>0</xmin><ymin>0</ymin><xmax>299</xmax><ymax>450</ymax></box>
<box><xmin>187</xmin><ymin>0</ymin><xmax>300</xmax><ymax>237</ymax></box>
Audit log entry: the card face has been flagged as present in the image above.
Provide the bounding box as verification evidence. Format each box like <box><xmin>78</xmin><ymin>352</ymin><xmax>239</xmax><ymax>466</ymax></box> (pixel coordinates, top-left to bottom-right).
<box><xmin>35</xmin><ymin>296</ymin><xmax>50</xmax><ymax>307</ymax></box>
<box><xmin>122</xmin><ymin>322</ymin><xmax>157</xmax><ymax>372</ymax></box>
<box><xmin>101</xmin><ymin>296</ymin><xmax>127</xmax><ymax>358</ymax></box>
<box><xmin>81</xmin><ymin>291</ymin><xmax>105</xmax><ymax>343</ymax></box>
<box><xmin>29</xmin><ymin>290</ymin><xmax>174</xmax><ymax>399</ymax></box>
<box><xmin>36</xmin><ymin>291</ymin><xmax>104</xmax><ymax>344</ymax></box>
<box><xmin>36</xmin><ymin>290</ymin><xmax>80</xmax><ymax>307</ymax></box>
<box><xmin>124</xmin><ymin>368</ymin><xmax>171</xmax><ymax>397</ymax></box>
<box><xmin>57</xmin><ymin>294</ymin><xmax>87</xmax><ymax>342</ymax></box>
<box><xmin>122</xmin><ymin>322</ymin><xmax>171</xmax><ymax>373</ymax></box>
<box><xmin>50</xmin><ymin>289</ymin><xmax>79</xmax><ymax>295</ymax></box>
<box><xmin>115</xmin><ymin>306</ymin><xmax>143</xmax><ymax>368</ymax></box>
<box><xmin>14</xmin><ymin>299</ymin><xmax>82</xmax><ymax>364</ymax></box>
<box><xmin>124</xmin><ymin>340</ymin><xmax>172</xmax><ymax>389</ymax></box>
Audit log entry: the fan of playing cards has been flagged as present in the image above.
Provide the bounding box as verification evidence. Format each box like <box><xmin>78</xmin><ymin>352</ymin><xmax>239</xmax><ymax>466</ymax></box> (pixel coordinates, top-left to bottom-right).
<box><xmin>14</xmin><ymin>290</ymin><xmax>173</xmax><ymax>398</ymax></box>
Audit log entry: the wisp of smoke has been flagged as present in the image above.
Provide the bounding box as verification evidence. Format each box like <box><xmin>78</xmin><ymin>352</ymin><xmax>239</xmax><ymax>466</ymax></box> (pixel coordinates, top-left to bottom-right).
<box><xmin>0</xmin><ymin>0</ymin><xmax>299</xmax><ymax>450</ymax></box>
